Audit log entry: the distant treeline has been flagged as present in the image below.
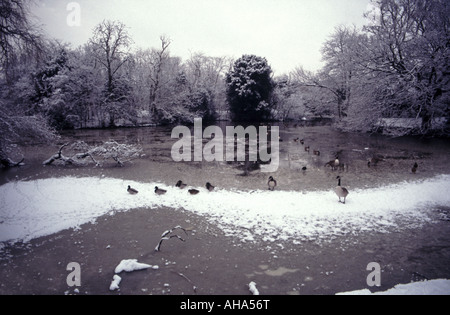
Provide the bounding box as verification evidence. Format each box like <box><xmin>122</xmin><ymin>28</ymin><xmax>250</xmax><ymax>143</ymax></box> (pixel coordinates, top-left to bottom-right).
<box><xmin>1</xmin><ymin>0</ymin><xmax>449</xmax><ymax>140</ymax></box>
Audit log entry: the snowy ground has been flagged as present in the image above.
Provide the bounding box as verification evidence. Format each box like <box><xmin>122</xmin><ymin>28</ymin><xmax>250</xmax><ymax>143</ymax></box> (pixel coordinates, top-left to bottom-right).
<box><xmin>1</xmin><ymin>175</ymin><xmax>450</xmax><ymax>295</ymax></box>
<box><xmin>337</xmin><ymin>279</ymin><xmax>450</xmax><ymax>295</ymax></box>
<box><xmin>1</xmin><ymin>174</ymin><xmax>449</xmax><ymax>245</ymax></box>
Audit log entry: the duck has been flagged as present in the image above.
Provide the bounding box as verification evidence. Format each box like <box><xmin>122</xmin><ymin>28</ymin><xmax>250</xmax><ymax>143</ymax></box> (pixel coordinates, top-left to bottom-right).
<box><xmin>155</xmin><ymin>186</ymin><xmax>167</xmax><ymax>195</ymax></box>
<box><xmin>206</xmin><ymin>182</ymin><xmax>215</xmax><ymax>192</ymax></box>
<box><xmin>268</xmin><ymin>176</ymin><xmax>277</xmax><ymax>191</ymax></box>
<box><xmin>412</xmin><ymin>162</ymin><xmax>418</xmax><ymax>174</ymax></box>
<box><xmin>188</xmin><ymin>189</ymin><xmax>200</xmax><ymax>195</ymax></box>
<box><xmin>127</xmin><ymin>185</ymin><xmax>138</xmax><ymax>195</ymax></box>
<box><xmin>176</xmin><ymin>180</ymin><xmax>187</xmax><ymax>189</ymax></box>
<box><xmin>335</xmin><ymin>176</ymin><xmax>349</xmax><ymax>204</ymax></box>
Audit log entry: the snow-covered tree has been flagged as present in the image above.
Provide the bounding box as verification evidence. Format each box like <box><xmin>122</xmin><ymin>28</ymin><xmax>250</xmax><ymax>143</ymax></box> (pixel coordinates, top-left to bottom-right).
<box><xmin>226</xmin><ymin>55</ymin><xmax>274</xmax><ymax>121</ymax></box>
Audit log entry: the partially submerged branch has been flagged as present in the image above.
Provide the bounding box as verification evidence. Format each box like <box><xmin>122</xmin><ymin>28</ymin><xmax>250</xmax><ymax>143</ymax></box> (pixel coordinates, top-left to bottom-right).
<box><xmin>155</xmin><ymin>226</ymin><xmax>189</xmax><ymax>252</ymax></box>
<box><xmin>43</xmin><ymin>141</ymin><xmax>142</xmax><ymax>167</ymax></box>
<box><xmin>0</xmin><ymin>156</ymin><xmax>25</xmax><ymax>168</ymax></box>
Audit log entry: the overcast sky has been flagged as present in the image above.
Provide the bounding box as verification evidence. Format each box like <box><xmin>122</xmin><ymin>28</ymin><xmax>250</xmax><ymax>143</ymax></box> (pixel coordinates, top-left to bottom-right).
<box><xmin>32</xmin><ymin>0</ymin><xmax>372</xmax><ymax>75</ymax></box>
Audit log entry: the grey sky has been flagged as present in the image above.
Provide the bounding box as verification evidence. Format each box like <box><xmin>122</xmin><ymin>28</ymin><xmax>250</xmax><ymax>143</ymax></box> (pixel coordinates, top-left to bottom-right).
<box><xmin>32</xmin><ymin>0</ymin><xmax>372</xmax><ymax>75</ymax></box>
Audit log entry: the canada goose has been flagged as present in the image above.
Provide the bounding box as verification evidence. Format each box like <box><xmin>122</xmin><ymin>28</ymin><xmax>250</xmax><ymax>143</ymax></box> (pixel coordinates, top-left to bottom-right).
<box><xmin>176</xmin><ymin>180</ymin><xmax>187</xmax><ymax>189</ymax></box>
<box><xmin>188</xmin><ymin>189</ymin><xmax>200</xmax><ymax>195</ymax></box>
<box><xmin>268</xmin><ymin>176</ymin><xmax>277</xmax><ymax>191</ymax></box>
<box><xmin>155</xmin><ymin>186</ymin><xmax>167</xmax><ymax>195</ymax></box>
<box><xmin>293</xmin><ymin>138</ymin><xmax>300</xmax><ymax>143</ymax></box>
<box><xmin>412</xmin><ymin>162</ymin><xmax>418</xmax><ymax>173</ymax></box>
<box><xmin>127</xmin><ymin>185</ymin><xmax>138</xmax><ymax>195</ymax></box>
<box><xmin>325</xmin><ymin>158</ymin><xmax>340</xmax><ymax>170</ymax></box>
<box><xmin>206</xmin><ymin>182</ymin><xmax>215</xmax><ymax>192</ymax></box>
<box><xmin>313</xmin><ymin>150</ymin><xmax>320</xmax><ymax>156</ymax></box>
<box><xmin>335</xmin><ymin>176</ymin><xmax>349</xmax><ymax>204</ymax></box>
<box><xmin>305</xmin><ymin>146</ymin><xmax>310</xmax><ymax>153</ymax></box>
<box><xmin>300</xmin><ymin>139</ymin><xmax>305</xmax><ymax>145</ymax></box>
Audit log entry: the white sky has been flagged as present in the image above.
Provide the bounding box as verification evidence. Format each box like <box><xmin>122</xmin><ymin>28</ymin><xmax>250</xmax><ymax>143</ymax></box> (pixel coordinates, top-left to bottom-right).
<box><xmin>31</xmin><ymin>0</ymin><xmax>372</xmax><ymax>75</ymax></box>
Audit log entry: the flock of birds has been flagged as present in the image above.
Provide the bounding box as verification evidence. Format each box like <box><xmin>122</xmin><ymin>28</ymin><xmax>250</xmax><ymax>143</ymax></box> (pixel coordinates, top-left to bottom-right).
<box><xmin>127</xmin><ymin>181</ymin><xmax>216</xmax><ymax>197</ymax></box>
<box><xmin>127</xmin><ymin>175</ymin><xmax>349</xmax><ymax>204</ymax></box>
<box><xmin>126</xmin><ymin>137</ymin><xmax>420</xmax><ymax>206</ymax></box>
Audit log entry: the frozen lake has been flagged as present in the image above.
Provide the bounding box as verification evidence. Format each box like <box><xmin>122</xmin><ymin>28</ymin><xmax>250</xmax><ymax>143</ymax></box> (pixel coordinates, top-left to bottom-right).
<box><xmin>1</xmin><ymin>122</ymin><xmax>449</xmax><ymax>295</ymax></box>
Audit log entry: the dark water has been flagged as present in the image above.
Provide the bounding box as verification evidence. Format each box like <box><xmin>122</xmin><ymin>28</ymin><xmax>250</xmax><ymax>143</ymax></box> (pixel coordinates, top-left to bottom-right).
<box><xmin>2</xmin><ymin>122</ymin><xmax>449</xmax><ymax>192</ymax></box>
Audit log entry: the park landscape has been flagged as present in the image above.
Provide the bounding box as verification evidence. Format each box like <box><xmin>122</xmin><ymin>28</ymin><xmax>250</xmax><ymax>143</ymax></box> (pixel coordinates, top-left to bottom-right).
<box><xmin>0</xmin><ymin>0</ymin><xmax>449</xmax><ymax>296</ymax></box>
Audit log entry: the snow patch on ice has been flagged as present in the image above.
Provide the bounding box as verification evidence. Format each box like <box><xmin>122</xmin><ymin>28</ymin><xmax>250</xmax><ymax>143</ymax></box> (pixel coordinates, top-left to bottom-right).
<box><xmin>1</xmin><ymin>175</ymin><xmax>449</xmax><ymax>245</ymax></box>
<box><xmin>114</xmin><ymin>259</ymin><xmax>156</xmax><ymax>274</ymax></box>
<box><xmin>109</xmin><ymin>275</ymin><xmax>122</xmax><ymax>291</ymax></box>
<box><xmin>337</xmin><ymin>279</ymin><xmax>450</xmax><ymax>295</ymax></box>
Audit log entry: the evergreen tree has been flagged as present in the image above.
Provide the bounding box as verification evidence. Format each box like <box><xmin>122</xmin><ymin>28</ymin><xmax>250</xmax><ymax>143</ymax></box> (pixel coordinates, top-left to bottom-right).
<box><xmin>226</xmin><ymin>55</ymin><xmax>274</xmax><ymax>121</ymax></box>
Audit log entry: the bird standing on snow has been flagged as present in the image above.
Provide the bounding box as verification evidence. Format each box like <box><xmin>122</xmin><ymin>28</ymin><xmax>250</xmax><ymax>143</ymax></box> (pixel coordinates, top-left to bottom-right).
<box><xmin>155</xmin><ymin>186</ymin><xmax>167</xmax><ymax>195</ymax></box>
<box><xmin>188</xmin><ymin>189</ymin><xmax>200</xmax><ymax>195</ymax></box>
<box><xmin>268</xmin><ymin>176</ymin><xmax>277</xmax><ymax>191</ymax></box>
<box><xmin>412</xmin><ymin>162</ymin><xmax>418</xmax><ymax>174</ymax></box>
<box><xmin>127</xmin><ymin>185</ymin><xmax>138</xmax><ymax>195</ymax></box>
<box><xmin>335</xmin><ymin>176</ymin><xmax>349</xmax><ymax>204</ymax></box>
<box><xmin>206</xmin><ymin>182</ymin><xmax>215</xmax><ymax>192</ymax></box>
<box><xmin>176</xmin><ymin>180</ymin><xmax>187</xmax><ymax>189</ymax></box>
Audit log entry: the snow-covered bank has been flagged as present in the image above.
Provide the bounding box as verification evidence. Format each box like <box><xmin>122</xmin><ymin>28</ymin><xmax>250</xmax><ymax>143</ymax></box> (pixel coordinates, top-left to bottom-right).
<box><xmin>337</xmin><ymin>279</ymin><xmax>450</xmax><ymax>295</ymax></box>
<box><xmin>0</xmin><ymin>175</ymin><xmax>449</xmax><ymax>244</ymax></box>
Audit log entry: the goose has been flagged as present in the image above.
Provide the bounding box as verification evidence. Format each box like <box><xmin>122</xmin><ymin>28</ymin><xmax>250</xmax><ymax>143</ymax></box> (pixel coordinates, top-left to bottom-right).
<box><xmin>268</xmin><ymin>176</ymin><xmax>277</xmax><ymax>191</ymax></box>
<box><xmin>313</xmin><ymin>150</ymin><xmax>320</xmax><ymax>156</ymax></box>
<box><xmin>127</xmin><ymin>185</ymin><xmax>138</xmax><ymax>195</ymax></box>
<box><xmin>300</xmin><ymin>139</ymin><xmax>305</xmax><ymax>145</ymax></box>
<box><xmin>412</xmin><ymin>162</ymin><xmax>418</xmax><ymax>174</ymax></box>
<box><xmin>305</xmin><ymin>146</ymin><xmax>310</xmax><ymax>153</ymax></box>
<box><xmin>176</xmin><ymin>180</ymin><xmax>187</xmax><ymax>189</ymax></box>
<box><xmin>325</xmin><ymin>157</ymin><xmax>340</xmax><ymax>170</ymax></box>
<box><xmin>155</xmin><ymin>186</ymin><xmax>167</xmax><ymax>195</ymax></box>
<box><xmin>335</xmin><ymin>176</ymin><xmax>349</xmax><ymax>204</ymax></box>
<box><xmin>188</xmin><ymin>189</ymin><xmax>200</xmax><ymax>195</ymax></box>
<box><xmin>206</xmin><ymin>182</ymin><xmax>215</xmax><ymax>192</ymax></box>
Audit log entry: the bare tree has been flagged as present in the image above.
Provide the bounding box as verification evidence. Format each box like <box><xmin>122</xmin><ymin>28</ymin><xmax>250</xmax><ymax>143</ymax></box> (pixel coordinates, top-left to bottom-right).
<box><xmin>0</xmin><ymin>0</ymin><xmax>44</xmax><ymax>83</ymax></box>
<box><xmin>89</xmin><ymin>20</ymin><xmax>133</xmax><ymax>95</ymax></box>
<box><xmin>149</xmin><ymin>35</ymin><xmax>171</xmax><ymax>114</ymax></box>
<box><xmin>291</xmin><ymin>25</ymin><xmax>362</xmax><ymax>119</ymax></box>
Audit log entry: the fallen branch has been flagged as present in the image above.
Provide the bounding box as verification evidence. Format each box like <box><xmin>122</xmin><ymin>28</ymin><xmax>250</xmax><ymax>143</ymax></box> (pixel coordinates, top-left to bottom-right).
<box><xmin>155</xmin><ymin>235</ymin><xmax>186</xmax><ymax>252</ymax></box>
<box><xmin>0</xmin><ymin>156</ymin><xmax>25</xmax><ymax>168</ymax></box>
<box><xmin>155</xmin><ymin>226</ymin><xmax>188</xmax><ymax>252</ymax></box>
<box><xmin>43</xmin><ymin>143</ymin><xmax>77</xmax><ymax>166</ymax></box>
<box><xmin>172</xmin><ymin>271</ymin><xmax>197</xmax><ymax>294</ymax></box>
<box><xmin>43</xmin><ymin>141</ymin><xmax>142</xmax><ymax>167</ymax></box>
